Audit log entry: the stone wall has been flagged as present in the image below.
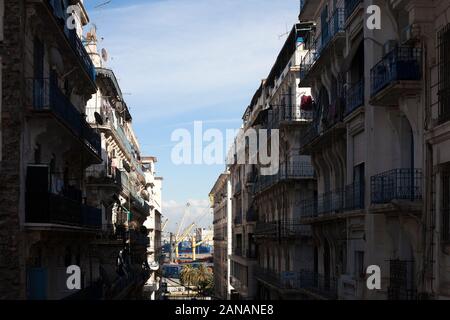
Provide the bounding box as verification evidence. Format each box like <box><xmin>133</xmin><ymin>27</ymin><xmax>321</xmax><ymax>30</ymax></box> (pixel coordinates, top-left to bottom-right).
<box><xmin>0</xmin><ymin>0</ymin><xmax>25</xmax><ymax>299</ymax></box>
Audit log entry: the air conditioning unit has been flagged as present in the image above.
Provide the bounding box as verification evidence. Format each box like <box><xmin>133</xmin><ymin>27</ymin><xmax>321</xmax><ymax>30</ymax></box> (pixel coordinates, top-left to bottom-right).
<box><xmin>383</xmin><ymin>40</ymin><xmax>398</xmax><ymax>55</ymax></box>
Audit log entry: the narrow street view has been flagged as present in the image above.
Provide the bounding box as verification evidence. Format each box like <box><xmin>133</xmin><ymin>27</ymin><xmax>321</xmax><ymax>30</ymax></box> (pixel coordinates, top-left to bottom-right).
<box><xmin>1</xmin><ymin>0</ymin><xmax>450</xmax><ymax>306</ymax></box>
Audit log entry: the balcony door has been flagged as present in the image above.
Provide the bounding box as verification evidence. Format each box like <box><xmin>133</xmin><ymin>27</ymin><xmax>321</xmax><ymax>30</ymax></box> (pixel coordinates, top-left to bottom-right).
<box><xmin>26</xmin><ymin>165</ymin><xmax>50</xmax><ymax>223</ymax></box>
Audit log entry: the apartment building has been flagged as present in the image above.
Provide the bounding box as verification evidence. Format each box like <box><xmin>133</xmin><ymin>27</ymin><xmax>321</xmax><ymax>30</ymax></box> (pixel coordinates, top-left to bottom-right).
<box><xmin>142</xmin><ymin>156</ymin><xmax>164</xmax><ymax>300</ymax></box>
<box><xmin>219</xmin><ymin>23</ymin><xmax>318</xmax><ymax>300</ymax></box>
<box><xmin>0</xmin><ymin>0</ymin><xmax>99</xmax><ymax>299</ymax></box>
<box><xmin>0</xmin><ymin>0</ymin><xmax>158</xmax><ymax>299</ymax></box>
<box><xmin>210</xmin><ymin>0</ymin><xmax>450</xmax><ymax>300</ymax></box>
<box><xmin>210</xmin><ymin>172</ymin><xmax>232</xmax><ymax>299</ymax></box>
<box><xmin>296</xmin><ymin>0</ymin><xmax>450</xmax><ymax>299</ymax></box>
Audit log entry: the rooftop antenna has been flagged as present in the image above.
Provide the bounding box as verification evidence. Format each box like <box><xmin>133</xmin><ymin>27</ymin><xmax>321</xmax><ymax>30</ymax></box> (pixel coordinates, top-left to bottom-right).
<box><xmin>278</xmin><ymin>23</ymin><xmax>290</xmax><ymax>39</ymax></box>
<box><xmin>95</xmin><ymin>0</ymin><xmax>112</xmax><ymax>9</ymax></box>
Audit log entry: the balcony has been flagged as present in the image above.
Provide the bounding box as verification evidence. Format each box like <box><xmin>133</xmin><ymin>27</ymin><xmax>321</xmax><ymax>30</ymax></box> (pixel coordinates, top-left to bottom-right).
<box><xmin>254</xmin><ymin>268</ymin><xmax>337</xmax><ymax>299</ymax></box>
<box><xmin>87</xmin><ymin>167</ymin><xmax>122</xmax><ymax>188</ymax></box>
<box><xmin>300</xmin><ymin>100</ymin><xmax>346</xmax><ymax>152</ymax></box>
<box><xmin>300</xmin><ymin>182</ymin><xmax>365</xmax><ymax>220</ymax></box>
<box><xmin>29</xmin><ymin>78</ymin><xmax>101</xmax><ymax>160</ymax></box>
<box><xmin>25</xmin><ymin>191</ymin><xmax>102</xmax><ymax>229</ymax></box>
<box><xmin>299</xmin><ymin>9</ymin><xmax>345</xmax><ymax>85</ymax></box>
<box><xmin>46</xmin><ymin>0</ymin><xmax>96</xmax><ymax>84</ymax></box>
<box><xmin>371</xmin><ymin>168</ymin><xmax>422</xmax><ymax>204</ymax></box>
<box><xmin>130</xmin><ymin>230</ymin><xmax>150</xmax><ymax>248</ymax></box>
<box><xmin>253</xmin><ymin>162</ymin><xmax>315</xmax><ymax>194</ymax></box>
<box><xmin>268</xmin><ymin>106</ymin><xmax>313</xmax><ymax>129</ymax></box>
<box><xmin>255</xmin><ymin>220</ymin><xmax>311</xmax><ymax>238</ymax></box>
<box><xmin>130</xmin><ymin>191</ymin><xmax>151</xmax><ymax>216</ymax></box>
<box><xmin>345</xmin><ymin>80</ymin><xmax>364</xmax><ymax>116</ymax></box>
<box><xmin>345</xmin><ymin>0</ymin><xmax>363</xmax><ymax>21</ymax></box>
<box><xmin>370</xmin><ymin>47</ymin><xmax>422</xmax><ymax>106</ymax></box>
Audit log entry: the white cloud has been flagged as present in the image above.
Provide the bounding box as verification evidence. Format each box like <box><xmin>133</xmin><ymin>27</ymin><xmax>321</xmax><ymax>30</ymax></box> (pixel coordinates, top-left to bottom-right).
<box><xmin>162</xmin><ymin>198</ymin><xmax>211</xmax><ymax>233</ymax></box>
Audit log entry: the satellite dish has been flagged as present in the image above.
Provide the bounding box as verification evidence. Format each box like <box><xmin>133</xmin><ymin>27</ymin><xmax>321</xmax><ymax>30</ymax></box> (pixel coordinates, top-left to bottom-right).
<box><xmin>101</xmin><ymin>48</ymin><xmax>109</xmax><ymax>62</ymax></box>
<box><xmin>94</xmin><ymin>112</ymin><xmax>104</xmax><ymax>125</ymax></box>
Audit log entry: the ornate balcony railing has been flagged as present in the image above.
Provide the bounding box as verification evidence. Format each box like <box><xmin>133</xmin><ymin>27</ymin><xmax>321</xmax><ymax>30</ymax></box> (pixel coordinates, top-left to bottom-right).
<box><xmin>254</xmin><ymin>268</ymin><xmax>337</xmax><ymax>299</ymax></box>
<box><xmin>47</xmin><ymin>0</ymin><xmax>96</xmax><ymax>83</ymax></box>
<box><xmin>371</xmin><ymin>169</ymin><xmax>422</xmax><ymax>204</ymax></box>
<box><xmin>300</xmin><ymin>123</ymin><xmax>320</xmax><ymax>149</ymax></box>
<box><xmin>26</xmin><ymin>190</ymin><xmax>102</xmax><ymax>229</ymax></box>
<box><xmin>370</xmin><ymin>46</ymin><xmax>422</xmax><ymax>97</ymax></box>
<box><xmin>345</xmin><ymin>182</ymin><xmax>365</xmax><ymax>211</ymax></box>
<box><xmin>29</xmin><ymin>78</ymin><xmax>101</xmax><ymax>157</ymax></box>
<box><xmin>253</xmin><ymin>162</ymin><xmax>315</xmax><ymax>194</ymax></box>
<box><xmin>345</xmin><ymin>79</ymin><xmax>364</xmax><ymax>116</ymax></box>
<box><xmin>300</xmin><ymin>182</ymin><xmax>365</xmax><ymax>219</ymax></box>
<box><xmin>268</xmin><ymin>106</ymin><xmax>314</xmax><ymax>129</ymax></box>
<box><xmin>299</xmin><ymin>8</ymin><xmax>345</xmax><ymax>80</ymax></box>
<box><xmin>255</xmin><ymin>220</ymin><xmax>311</xmax><ymax>238</ymax></box>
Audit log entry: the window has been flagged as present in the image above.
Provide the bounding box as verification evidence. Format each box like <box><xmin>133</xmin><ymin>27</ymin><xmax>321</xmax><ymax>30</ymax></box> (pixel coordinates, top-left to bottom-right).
<box><xmin>438</xmin><ymin>24</ymin><xmax>450</xmax><ymax>123</ymax></box>
<box><xmin>354</xmin><ymin>251</ymin><xmax>365</xmax><ymax>278</ymax></box>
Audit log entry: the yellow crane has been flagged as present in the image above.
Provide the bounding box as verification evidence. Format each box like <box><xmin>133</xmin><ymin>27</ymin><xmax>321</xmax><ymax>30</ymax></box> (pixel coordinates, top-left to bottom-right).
<box><xmin>191</xmin><ymin>233</ymin><xmax>213</xmax><ymax>261</ymax></box>
<box><xmin>174</xmin><ymin>222</ymin><xmax>196</xmax><ymax>261</ymax></box>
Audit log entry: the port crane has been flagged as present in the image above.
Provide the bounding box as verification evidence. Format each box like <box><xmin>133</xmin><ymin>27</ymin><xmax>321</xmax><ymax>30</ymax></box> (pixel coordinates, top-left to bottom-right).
<box><xmin>191</xmin><ymin>233</ymin><xmax>213</xmax><ymax>261</ymax></box>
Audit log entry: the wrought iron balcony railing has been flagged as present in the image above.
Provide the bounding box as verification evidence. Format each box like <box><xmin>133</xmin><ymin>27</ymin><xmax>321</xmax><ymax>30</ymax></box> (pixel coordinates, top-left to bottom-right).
<box><xmin>253</xmin><ymin>162</ymin><xmax>315</xmax><ymax>194</ymax></box>
<box><xmin>300</xmin><ymin>123</ymin><xmax>320</xmax><ymax>149</ymax></box>
<box><xmin>255</xmin><ymin>220</ymin><xmax>311</xmax><ymax>238</ymax></box>
<box><xmin>345</xmin><ymin>79</ymin><xmax>365</xmax><ymax>116</ymax></box>
<box><xmin>254</xmin><ymin>268</ymin><xmax>337</xmax><ymax>299</ymax></box>
<box><xmin>371</xmin><ymin>169</ymin><xmax>422</xmax><ymax>204</ymax></box>
<box><xmin>370</xmin><ymin>46</ymin><xmax>422</xmax><ymax>97</ymax></box>
<box><xmin>345</xmin><ymin>0</ymin><xmax>363</xmax><ymax>20</ymax></box>
<box><xmin>299</xmin><ymin>8</ymin><xmax>345</xmax><ymax>81</ymax></box>
<box><xmin>26</xmin><ymin>190</ymin><xmax>102</xmax><ymax>229</ymax></box>
<box><xmin>47</xmin><ymin>1</ymin><xmax>96</xmax><ymax>83</ymax></box>
<box><xmin>268</xmin><ymin>106</ymin><xmax>314</xmax><ymax>129</ymax></box>
<box><xmin>300</xmin><ymin>182</ymin><xmax>365</xmax><ymax>219</ymax></box>
<box><xmin>29</xmin><ymin>78</ymin><xmax>101</xmax><ymax>157</ymax></box>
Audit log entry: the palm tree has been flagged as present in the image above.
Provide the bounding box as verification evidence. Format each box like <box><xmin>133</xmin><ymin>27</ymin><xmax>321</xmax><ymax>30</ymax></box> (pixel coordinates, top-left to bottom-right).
<box><xmin>196</xmin><ymin>265</ymin><xmax>214</xmax><ymax>297</ymax></box>
<box><xmin>180</xmin><ymin>265</ymin><xmax>197</xmax><ymax>297</ymax></box>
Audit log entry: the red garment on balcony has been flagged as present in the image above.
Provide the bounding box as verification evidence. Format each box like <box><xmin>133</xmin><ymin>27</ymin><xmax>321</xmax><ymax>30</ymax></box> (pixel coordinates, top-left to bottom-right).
<box><xmin>300</xmin><ymin>95</ymin><xmax>313</xmax><ymax>110</ymax></box>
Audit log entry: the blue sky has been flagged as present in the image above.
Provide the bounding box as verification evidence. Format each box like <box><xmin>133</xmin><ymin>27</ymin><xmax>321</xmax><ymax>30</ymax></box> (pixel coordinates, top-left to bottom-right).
<box><xmin>84</xmin><ymin>0</ymin><xmax>299</xmax><ymax>232</ymax></box>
